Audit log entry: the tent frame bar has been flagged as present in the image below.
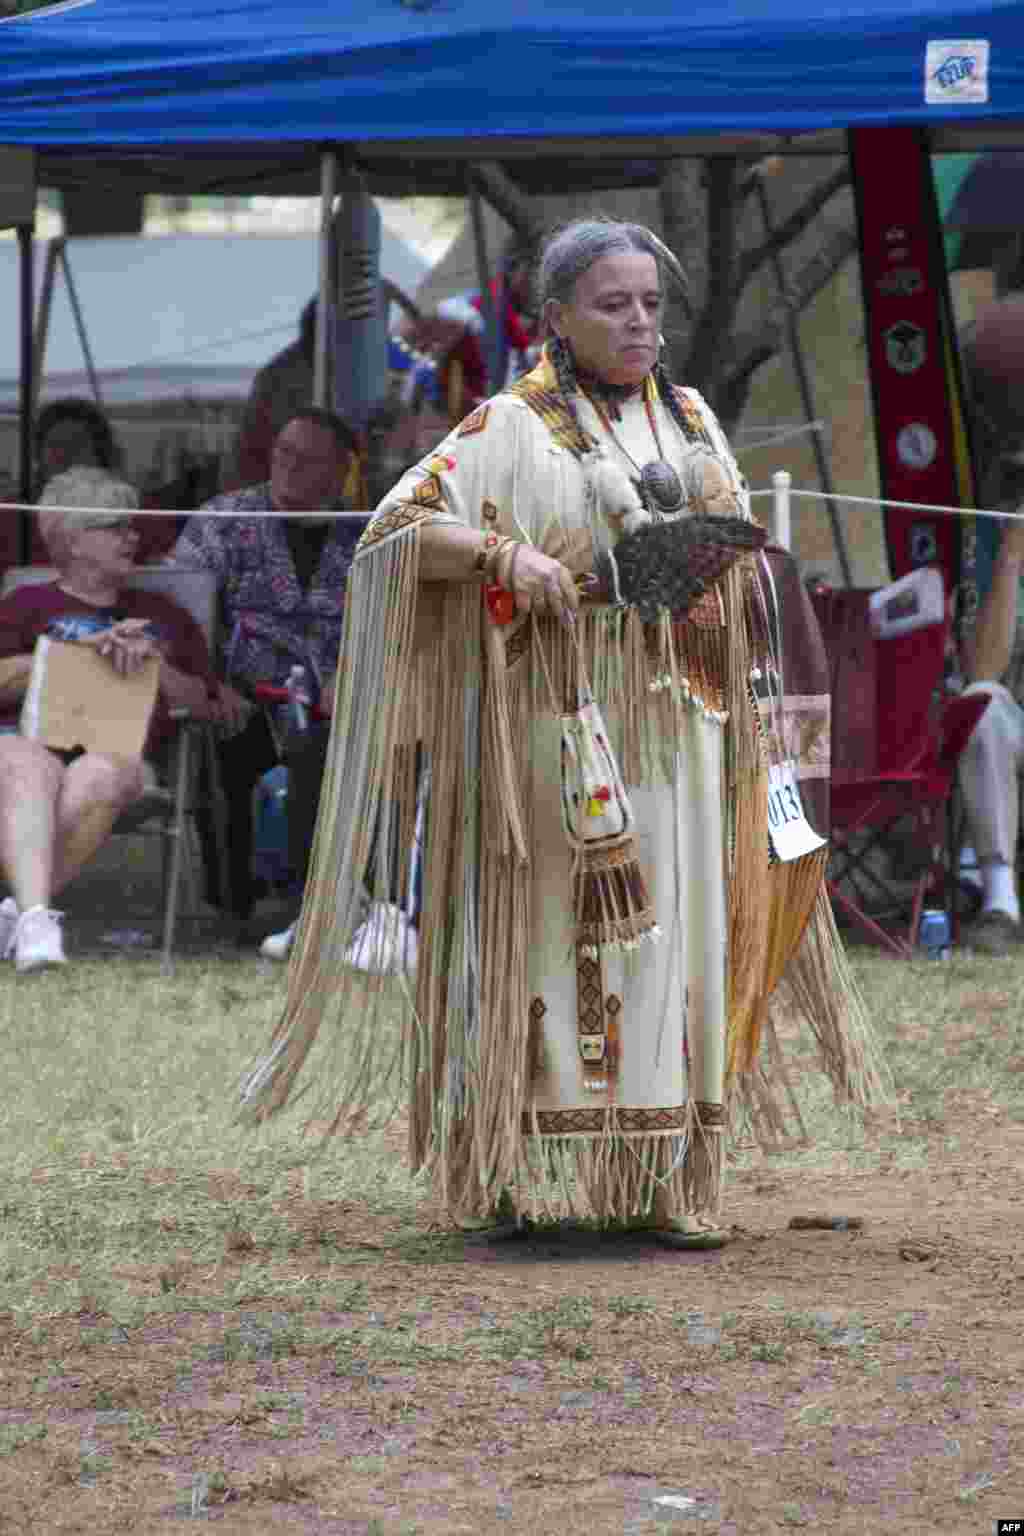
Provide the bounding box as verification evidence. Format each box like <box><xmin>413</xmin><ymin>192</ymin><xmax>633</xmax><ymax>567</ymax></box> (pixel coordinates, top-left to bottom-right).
<box><xmin>17</xmin><ymin>223</ymin><xmax>32</xmax><ymax>559</ymax></box>
<box><xmin>313</xmin><ymin>148</ymin><xmax>337</xmax><ymax>410</ymax></box>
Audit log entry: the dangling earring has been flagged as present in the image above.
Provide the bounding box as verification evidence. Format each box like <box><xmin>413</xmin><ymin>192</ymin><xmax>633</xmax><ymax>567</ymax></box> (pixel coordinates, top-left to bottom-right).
<box><xmin>550</xmin><ymin>333</ymin><xmax>577</xmax><ymax>401</ymax></box>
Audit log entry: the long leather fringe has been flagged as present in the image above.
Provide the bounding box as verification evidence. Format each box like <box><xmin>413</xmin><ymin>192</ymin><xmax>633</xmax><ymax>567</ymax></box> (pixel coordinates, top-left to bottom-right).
<box><xmin>239</xmin><ymin>538</ymin><xmax>887</xmax><ymax>1225</ymax></box>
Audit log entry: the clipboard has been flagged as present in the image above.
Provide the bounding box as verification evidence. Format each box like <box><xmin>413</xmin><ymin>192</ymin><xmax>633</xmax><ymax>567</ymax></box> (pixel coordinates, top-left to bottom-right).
<box><xmin>19</xmin><ymin>636</ymin><xmax>159</xmax><ymax>757</ymax></box>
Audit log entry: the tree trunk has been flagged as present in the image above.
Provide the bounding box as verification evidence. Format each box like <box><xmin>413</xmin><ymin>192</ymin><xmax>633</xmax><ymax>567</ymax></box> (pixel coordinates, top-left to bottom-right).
<box><xmin>682</xmin><ymin>157</ymin><xmax>739</xmax><ymax>419</ymax></box>
<box><xmin>657</xmin><ymin>158</ymin><xmax>705</xmax><ymax>382</ymax></box>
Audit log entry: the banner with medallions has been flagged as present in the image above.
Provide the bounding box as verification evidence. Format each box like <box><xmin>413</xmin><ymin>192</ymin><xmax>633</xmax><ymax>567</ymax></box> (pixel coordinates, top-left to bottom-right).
<box><xmin>850</xmin><ymin>127</ymin><xmax>977</xmax><ymax>624</ymax></box>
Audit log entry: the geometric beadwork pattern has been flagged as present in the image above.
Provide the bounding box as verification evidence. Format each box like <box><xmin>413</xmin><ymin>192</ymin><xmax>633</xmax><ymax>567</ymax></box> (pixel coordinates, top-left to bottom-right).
<box><xmin>508</xmin><ymin>377</ymin><xmax>594</xmax><ymax>460</ymax></box>
<box><xmin>576</xmin><ymin>946</ymin><xmax>608</xmax><ymax>1090</ymax></box>
<box><xmin>521</xmin><ymin>1105</ymin><xmax>688</xmax><ymax>1136</ymax></box>
<box><xmin>692</xmin><ymin>1099</ymin><xmax>726</xmax><ymax>1130</ymax></box>
<box><xmin>410</xmin><ymin>472</ymin><xmax>445</xmax><ymax>508</ymax></box>
<box><xmin>357</xmin><ymin>502</ymin><xmax>431</xmax><ymax>552</ymax></box>
<box><xmin>576</xmin><ymin>951</ymin><xmax>604</xmax><ymax>1036</ymax></box>
<box><xmin>604</xmin><ymin>993</ymin><xmax>623</xmax><ymax>1076</ymax></box>
<box><xmin>669</xmin><ymin>384</ymin><xmax>714</xmax><ymax>448</ymax></box>
<box><xmin>457</xmin><ymin>403</ymin><xmax>491</xmax><ymax>438</ymax></box>
<box><xmin>527</xmin><ymin>996</ymin><xmax>548</xmax><ymax>1084</ymax></box>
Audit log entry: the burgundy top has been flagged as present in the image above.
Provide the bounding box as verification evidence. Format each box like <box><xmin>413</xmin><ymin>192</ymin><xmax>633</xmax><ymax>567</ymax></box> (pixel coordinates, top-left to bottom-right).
<box><xmin>0</xmin><ymin>581</ymin><xmax>216</xmax><ymax>753</ymax></box>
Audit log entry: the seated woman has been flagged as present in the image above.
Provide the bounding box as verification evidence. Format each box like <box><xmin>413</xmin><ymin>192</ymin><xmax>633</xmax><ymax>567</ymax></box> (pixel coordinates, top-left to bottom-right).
<box><xmin>0</xmin><ymin>467</ymin><xmax>218</xmax><ymax>973</ymax></box>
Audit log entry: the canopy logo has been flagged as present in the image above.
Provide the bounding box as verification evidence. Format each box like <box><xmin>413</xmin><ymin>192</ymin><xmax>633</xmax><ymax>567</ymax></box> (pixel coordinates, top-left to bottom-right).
<box><xmin>925</xmin><ymin>40</ymin><xmax>989</xmax><ymax>104</ymax></box>
<box><xmin>0</xmin><ymin>0</ymin><xmax>95</xmax><ymax>20</ymax></box>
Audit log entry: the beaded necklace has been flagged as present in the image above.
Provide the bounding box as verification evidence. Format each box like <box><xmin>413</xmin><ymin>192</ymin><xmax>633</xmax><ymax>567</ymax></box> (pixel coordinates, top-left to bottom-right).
<box><xmin>579</xmin><ymin>376</ymin><xmax>684</xmax><ymax>517</ymax></box>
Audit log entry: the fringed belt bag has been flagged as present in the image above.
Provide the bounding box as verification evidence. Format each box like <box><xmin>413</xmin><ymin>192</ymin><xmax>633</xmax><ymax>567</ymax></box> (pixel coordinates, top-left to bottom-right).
<box><xmin>535</xmin><ymin>624</ymin><xmax>661</xmax><ymax>960</ymax></box>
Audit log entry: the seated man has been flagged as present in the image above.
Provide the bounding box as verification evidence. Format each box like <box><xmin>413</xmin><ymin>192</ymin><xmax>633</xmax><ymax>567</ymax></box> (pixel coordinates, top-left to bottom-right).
<box><xmin>0</xmin><ymin>467</ymin><xmax>218</xmax><ymax>973</ymax></box>
<box><xmin>170</xmin><ymin>408</ymin><xmax>364</xmax><ymax>942</ymax></box>
<box><xmin>959</xmin><ymin>508</ymin><xmax>1024</xmax><ymax>953</ymax></box>
<box><xmin>224</xmin><ymin>298</ymin><xmax>320</xmax><ymax>494</ymax></box>
<box><xmin>224</xmin><ymin>291</ymin><xmax>420</xmax><ymax>504</ymax></box>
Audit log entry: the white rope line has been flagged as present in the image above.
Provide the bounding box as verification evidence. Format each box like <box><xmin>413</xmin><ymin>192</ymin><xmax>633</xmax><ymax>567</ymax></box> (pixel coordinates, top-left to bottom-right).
<box><xmin>746</xmin><ymin>485</ymin><xmax>1024</xmax><ymax>524</ymax></box>
<box><xmin>3</xmin><ymin>483</ymin><xmax>1020</xmax><ymax>526</ymax></box>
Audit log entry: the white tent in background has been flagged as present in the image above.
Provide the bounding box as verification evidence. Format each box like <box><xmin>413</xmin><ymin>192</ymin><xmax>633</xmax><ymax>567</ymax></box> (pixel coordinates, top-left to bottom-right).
<box><xmin>0</xmin><ymin>225</ymin><xmax>429</xmax><ymax>410</ymax></box>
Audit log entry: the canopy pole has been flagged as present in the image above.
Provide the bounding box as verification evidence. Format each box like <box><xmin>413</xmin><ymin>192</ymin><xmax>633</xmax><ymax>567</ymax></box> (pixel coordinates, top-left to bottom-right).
<box><xmin>314</xmin><ymin>149</ymin><xmax>337</xmax><ymax>409</ymax></box>
<box><xmin>17</xmin><ymin>222</ymin><xmax>34</xmax><ymax>562</ymax></box>
<box><xmin>31</xmin><ymin>239</ymin><xmax>59</xmax><ymax>414</ymax></box>
<box><xmin>58</xmin><ymin>239</ymin><xmax>103</xmax><ymax>407</ymax></box>
<box><xmin>467</xmin><ymin>168</ymin><xmax>500</xmax><ymax>394</ymax></box>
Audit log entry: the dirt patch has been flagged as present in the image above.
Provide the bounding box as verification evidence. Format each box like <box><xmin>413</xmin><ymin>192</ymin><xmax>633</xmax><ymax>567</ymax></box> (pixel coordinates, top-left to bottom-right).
<box><xmin>2</xmin><ymin>1116</ymin><xmax>1023</xmax><ymax>1536</ymax></box>
<box><xmin>3</xmin><ymin>914</ymin><xmax>1022</xmax><ymax>1533</ymax></box>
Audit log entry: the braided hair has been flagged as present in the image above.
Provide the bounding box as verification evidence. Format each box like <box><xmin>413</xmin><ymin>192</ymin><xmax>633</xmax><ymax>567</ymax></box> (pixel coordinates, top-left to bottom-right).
<box><xmin>537</xmin><ymin>219</ymin><xmax>705</xmax><ymax>448</ymax></box>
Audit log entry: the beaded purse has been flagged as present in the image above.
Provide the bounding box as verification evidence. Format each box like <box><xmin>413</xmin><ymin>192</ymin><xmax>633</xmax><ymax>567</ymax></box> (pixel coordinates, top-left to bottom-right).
<box><xmin>534</xmin><ymin>625</ymin><xmax>661</xmax><ymax>960</ymax></box>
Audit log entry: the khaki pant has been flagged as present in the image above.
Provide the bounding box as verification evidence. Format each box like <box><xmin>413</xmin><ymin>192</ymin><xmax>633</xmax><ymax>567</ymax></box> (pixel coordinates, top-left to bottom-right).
<box><xmin>959</xmin><ymin>681</ymin><xmax>1024</xmax><ymax>865</ymax></box>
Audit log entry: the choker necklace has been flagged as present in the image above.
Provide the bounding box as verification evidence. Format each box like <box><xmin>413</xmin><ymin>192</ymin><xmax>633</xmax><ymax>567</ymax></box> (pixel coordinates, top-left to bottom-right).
<box><xmin>580</xmin><ymin>378</ymin><xmax>685</xmax><ymax>516</ymax></box>
<box><xmin>574</xmin><ymin>367</ymin><xmax>644</xmax><ymax>417</ymax></box>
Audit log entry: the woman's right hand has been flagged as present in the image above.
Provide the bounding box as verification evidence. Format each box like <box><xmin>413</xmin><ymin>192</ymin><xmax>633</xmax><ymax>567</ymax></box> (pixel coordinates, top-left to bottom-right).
<box><xmin>0</xmin><ymin>652</ymin><xmax>32</xmax><ymax>706</ymax></box>
<box><xmin>502</xmin><ymin>544</ymin><xmax>579</xmax><ymax>628</ymax></box>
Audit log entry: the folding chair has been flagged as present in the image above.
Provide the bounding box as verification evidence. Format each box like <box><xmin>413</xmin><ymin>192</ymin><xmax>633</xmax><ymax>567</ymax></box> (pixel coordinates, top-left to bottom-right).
<box><xmin>812</xmin><ymin>581</ymin><xmax>989</xmax><ymax>957</ymax></box>
<box><xmin>0</xmin><ymin>563</ymin><xmax>228</xmax><ymax>965</ymax></box>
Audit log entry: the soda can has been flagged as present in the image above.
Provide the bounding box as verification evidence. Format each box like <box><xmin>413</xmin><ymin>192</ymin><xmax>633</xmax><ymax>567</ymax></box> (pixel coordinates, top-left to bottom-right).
<box><xmin>919</xmin><ymin>907</ymin><xmax>952</xmax><ymax>960</ymax></box>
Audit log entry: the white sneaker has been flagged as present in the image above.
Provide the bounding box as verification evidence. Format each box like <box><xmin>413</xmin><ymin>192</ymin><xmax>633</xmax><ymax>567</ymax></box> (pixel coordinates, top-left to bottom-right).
<box><xmin>344</xmin><ymin>902</ymin><xmax>418</xmax><ymax>979</ymax></box>
<box><xmin>260</xmin><ymin>920</ymin><xmax>297</xmax><ymax>962</ymax></box>
<box><xmin>0</xmin><ymin>897</ymin><xmax>18</xmax><ymax>960</ymax></box>
<box><xmin>14</xmin><ymin>906</ymin><xmax>67</xmax><ymax>974</ymax></box>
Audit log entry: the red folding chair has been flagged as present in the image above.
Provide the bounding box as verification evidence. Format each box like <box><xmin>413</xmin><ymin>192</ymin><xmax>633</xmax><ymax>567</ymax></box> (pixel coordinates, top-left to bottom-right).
<box><xmin>812</xmin><ymin>586</ymin><xmax>990</xmax><ymax>957</ymax></box>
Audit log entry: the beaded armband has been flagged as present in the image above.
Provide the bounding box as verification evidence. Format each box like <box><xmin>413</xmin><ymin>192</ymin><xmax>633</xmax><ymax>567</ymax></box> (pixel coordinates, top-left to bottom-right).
<box><xmin>473</xmin><ymin>528</ymin><xmax>502</xmax><ymax>578</ymax></box>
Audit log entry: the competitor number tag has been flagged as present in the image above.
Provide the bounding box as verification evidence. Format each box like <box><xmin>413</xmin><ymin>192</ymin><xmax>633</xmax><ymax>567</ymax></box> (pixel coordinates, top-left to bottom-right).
<box><xmin>767</xmin><ymin>759</ymin><xmax>826</xmax><ymax>863</ymax></box>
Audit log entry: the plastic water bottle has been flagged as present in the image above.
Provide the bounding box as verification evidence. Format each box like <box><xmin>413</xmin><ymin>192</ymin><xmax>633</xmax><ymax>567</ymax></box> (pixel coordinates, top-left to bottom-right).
<box><xmin>918</xmin><ymin>907</ymin><xmax>952</xmax><ymax>960</ymax></box>
<box><xmin>285</xmin><ymin>664</ymin><xmax>310</xmax><ymax>734</ymax></box>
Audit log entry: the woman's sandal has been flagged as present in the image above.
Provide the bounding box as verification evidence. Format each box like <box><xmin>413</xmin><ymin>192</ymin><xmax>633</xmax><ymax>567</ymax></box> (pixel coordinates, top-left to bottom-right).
<box><xmin>460</xmin><ymin>1192</ymin><xmax>534</xmax><ymax>1244</ymax></box>
<box><xmin>650</xmin><ymin>1224</ymin><xmax>730</xmax><ymax>1251</ymax></box>
<box><xmin>629</xmin><ymin>1211</ymin><xmax>732</xmax><ymax>1250</ymax></box>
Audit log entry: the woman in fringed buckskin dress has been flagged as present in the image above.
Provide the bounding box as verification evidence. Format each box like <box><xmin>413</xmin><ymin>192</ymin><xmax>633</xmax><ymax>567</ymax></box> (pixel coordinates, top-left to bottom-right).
<box><xmin>240</xmin><ymin>219</ymin><xmax>888</xmax><ymax>1245</ymax></box>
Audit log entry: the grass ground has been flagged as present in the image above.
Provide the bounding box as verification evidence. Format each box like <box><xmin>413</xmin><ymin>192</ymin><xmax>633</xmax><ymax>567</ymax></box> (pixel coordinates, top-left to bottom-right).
<box><xmin>1</xmin><ymin>859</ymin><xmax>1024</xmax><ymax>1532</ymax></box>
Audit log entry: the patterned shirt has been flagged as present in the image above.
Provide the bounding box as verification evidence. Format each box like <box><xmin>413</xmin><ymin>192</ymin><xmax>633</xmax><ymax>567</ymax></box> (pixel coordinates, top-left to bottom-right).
<box><xmin>169</xmin><ymin>483</ymin><xmax>365</xmax><ymax>696</ymax></box>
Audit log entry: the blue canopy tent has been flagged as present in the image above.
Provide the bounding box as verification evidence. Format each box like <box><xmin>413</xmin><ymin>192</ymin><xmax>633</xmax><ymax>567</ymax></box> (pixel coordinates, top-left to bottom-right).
<box><xmin>2</xmin><ymin>0</ymin><xmax>1024</xmax><ymax>154</ymax></box>
<box><xmin>3</xmin><ymin>0</ymin><xmax>1024</xmax><ymax>549</ymax></box>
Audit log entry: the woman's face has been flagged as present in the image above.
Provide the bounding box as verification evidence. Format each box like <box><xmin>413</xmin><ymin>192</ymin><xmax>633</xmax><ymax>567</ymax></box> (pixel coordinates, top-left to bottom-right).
<box><xmin>66</xmin><ymin>517</ymin><xmax>140</xmax><ymax>582</ymax></box>
<box><xmin>548</xmin><ymin>251</ymin><xmax>663</xmax><ymax>388</ymax></box>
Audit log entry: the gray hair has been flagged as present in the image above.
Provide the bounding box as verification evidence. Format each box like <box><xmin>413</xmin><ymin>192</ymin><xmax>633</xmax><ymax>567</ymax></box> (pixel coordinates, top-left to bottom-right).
<box><xmin>37</xmin><ymin>466</ymin><xmax>139</xmax><ymax>565</ymax></box>
<box><xmin>537</xmin><ymin>219</ymin><xmax>666</xmax><ymax>314</ymax></box>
